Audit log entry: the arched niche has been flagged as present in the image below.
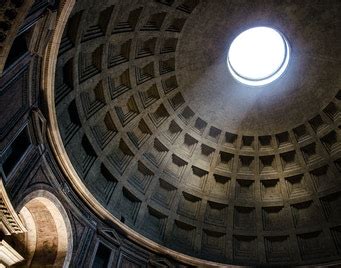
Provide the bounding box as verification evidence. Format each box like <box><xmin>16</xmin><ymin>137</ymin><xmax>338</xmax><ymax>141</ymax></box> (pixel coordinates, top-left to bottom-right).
<box><xmin>16</xmin><ymin>190</ymin><xmax>73</xmax><ymax>267</ymax></box>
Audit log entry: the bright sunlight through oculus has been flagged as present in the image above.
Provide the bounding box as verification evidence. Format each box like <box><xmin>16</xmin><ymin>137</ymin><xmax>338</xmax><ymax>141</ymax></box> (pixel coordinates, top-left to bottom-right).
<box><xmin>227</xmin><ymin>27</ymin><xmax>290</xmax><ymax>86</ymax></box>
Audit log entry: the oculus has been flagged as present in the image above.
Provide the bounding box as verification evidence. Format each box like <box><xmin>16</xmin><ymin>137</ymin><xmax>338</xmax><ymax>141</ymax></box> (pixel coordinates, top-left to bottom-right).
<box><xmin>227</xmin><ymin>27</ymin><xmax>290</xmax><ymax>86</ymax></box>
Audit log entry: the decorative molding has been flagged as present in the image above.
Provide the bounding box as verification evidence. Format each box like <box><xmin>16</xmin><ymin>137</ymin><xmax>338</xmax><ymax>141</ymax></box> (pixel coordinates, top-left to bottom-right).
<box><xmin>0</xmin><ymin>240</ymin><xmax>24</xmax><ymax>267</ymax></box>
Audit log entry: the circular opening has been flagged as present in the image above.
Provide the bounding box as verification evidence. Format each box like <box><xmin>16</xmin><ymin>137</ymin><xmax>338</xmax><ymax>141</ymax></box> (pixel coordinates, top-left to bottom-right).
<box><xmin>227</xmin><ymin>27</ymin><xmax>290</xmax><ymax>86</ymax></box>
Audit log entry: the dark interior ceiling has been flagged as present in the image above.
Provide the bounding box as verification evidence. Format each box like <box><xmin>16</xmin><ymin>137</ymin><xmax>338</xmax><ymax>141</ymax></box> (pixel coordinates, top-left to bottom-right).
<box><xmin>54</xmin><ymin>0</ymin><xmax>341</xmax><ymax>265</ymax></box>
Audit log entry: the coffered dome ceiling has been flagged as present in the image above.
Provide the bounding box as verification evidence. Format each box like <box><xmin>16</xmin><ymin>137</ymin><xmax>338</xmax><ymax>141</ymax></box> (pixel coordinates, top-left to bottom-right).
<box><xmin>54</xmin><ymin>0</ymin><xmax>341</xmax><ymax>265</ymax></box>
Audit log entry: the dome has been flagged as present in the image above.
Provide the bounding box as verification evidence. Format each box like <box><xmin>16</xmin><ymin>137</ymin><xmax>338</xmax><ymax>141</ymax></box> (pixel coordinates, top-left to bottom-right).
<box><xmin>52</xmin><ymin>0</ymin><xmax>341</xmax><ymax>266</ymax></box>
<box><xmin>2</xmin><ymin>0</ymin><xmax>341</xmax><ymax>267</ymax></box>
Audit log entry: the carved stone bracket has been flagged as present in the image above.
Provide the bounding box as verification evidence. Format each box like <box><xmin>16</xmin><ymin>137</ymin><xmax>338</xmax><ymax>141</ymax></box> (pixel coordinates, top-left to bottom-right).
<box><xmin>0</xmin><ymin>178</ymin><xmax>26</xmax><ymax>266</ymax></box>
<box><xmin>0</xmin><ymin>178</ymin><xmax>26</xmax><ymax>235</ymax></box>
